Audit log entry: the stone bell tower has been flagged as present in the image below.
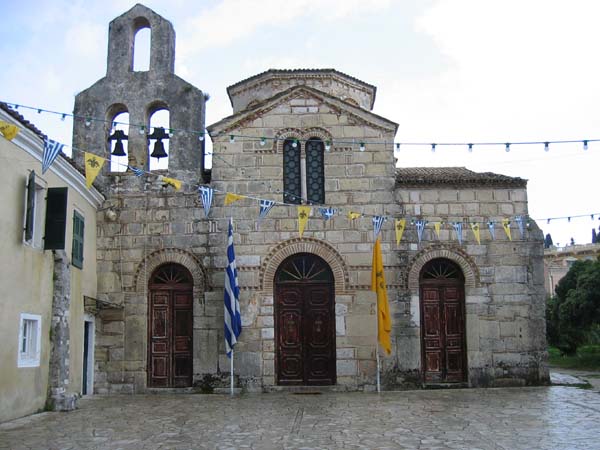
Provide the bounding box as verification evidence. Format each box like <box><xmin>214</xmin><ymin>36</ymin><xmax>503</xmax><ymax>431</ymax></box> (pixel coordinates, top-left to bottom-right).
<box><xmin>73</xmin><ymin>3</ymin><xmax>206</xmax><ymax>190</ymax></box>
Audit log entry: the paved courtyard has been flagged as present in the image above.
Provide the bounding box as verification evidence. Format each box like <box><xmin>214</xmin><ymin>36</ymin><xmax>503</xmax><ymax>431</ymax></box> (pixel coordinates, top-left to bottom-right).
<box><xmin>1</xmin><ymin>385</ymin><xmax>600</xmax><ymax>450</ymax></box>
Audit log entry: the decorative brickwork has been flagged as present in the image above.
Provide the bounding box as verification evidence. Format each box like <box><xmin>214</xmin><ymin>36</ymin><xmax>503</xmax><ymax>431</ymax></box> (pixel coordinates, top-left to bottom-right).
<box><xmin>406</xmin><ymin>244</ymin><xmax>479</xmax><ymax>289</ymax></box>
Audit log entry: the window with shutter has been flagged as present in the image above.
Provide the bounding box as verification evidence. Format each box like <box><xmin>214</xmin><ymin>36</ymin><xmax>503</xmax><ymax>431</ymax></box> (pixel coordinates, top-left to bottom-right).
<box><xmin>23</xmin><ymin>171</ymin><xmax>46</xmax><ymax>248</ymax></box>
<box><xmin>283</xmin><ymin>139</ymin><xmax>301</xmax><ymax>204</ymax></box>
<box><xmin>44</xmin><ymin>188</ymin><xmax>68</xmax><ymax>250</ymax></box>
<box><xmin>72</xmin><ymin>211</ymin><xmax>84</xmax><ymax>269</ymax></box>
<box><xmin>305</xmin><ymin>138</ymin><xmax>325</xmax><ymax>204</ymax></box>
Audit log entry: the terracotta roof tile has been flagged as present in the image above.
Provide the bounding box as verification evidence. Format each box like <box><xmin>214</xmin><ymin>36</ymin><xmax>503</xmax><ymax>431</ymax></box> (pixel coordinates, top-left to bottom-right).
<box><xmin>0</xmin><ymin>102</ymin><xmax>46</xmax><ymax>140</ymax></box>
<box><xmin>396</xmin><ymin>167</ymin><xmax>527</xmax><ymax>187</ymax></box>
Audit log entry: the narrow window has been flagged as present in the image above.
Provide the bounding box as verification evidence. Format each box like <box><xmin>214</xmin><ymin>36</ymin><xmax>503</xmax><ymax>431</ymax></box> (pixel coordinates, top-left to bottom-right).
<box><xmin>72</xmin><ymin>210</ymin><xmax>84</xmax><ymax>269</ymax></box>
<box><xmin>18</xmin><ymin>313</ymin><xmax>42</xmax><ymax>368</ymax></box>
<box><xmin>44</xmin><ymin>187</ymin><xmax>68</xmax><ymax>250</ymax></box>
<box><xmin>305</xmin><ymin>138</ymin><xmax>325</xmax><ymax>204</ymax></box>
<box><xmin>23</xmin><ymin>171</ymin><xmax>46</xmax><ymax>249</ymax></box>
<box><xmin>283</xmin><ymin>139</ymin><xmax>301</xmax><ymax>204</ymax></box>
<box><xmin>133</xmin><ymin>27</ymin><xmax>151</xmax><ymax>72</ymax></box>
<box><xmin>148</xmin><ymin>109</ymin><xmax>170</xmax><ymax>171</ymax></box>
<box><xmin>109</xmin><ymin>111</ymin><xmax>129</xmax><ymax>173</ymax></box>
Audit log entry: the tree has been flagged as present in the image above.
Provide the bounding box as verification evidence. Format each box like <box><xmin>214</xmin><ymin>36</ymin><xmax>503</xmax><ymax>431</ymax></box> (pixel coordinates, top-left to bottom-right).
<box><xmin>544</xmin><ymin>233</ymin><xmax>553</xmax><ymax>249</ymax></box>
<box><xmin>547</xmin><ymin>258</ymin><xmax>600</xmax><ymax>355</ymax></box>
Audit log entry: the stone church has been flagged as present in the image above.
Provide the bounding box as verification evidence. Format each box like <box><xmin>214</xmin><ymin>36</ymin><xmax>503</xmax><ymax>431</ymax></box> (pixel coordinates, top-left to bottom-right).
<box><xmin>74</xmin><ymin>4</ymin><xmax>548</xmax><ymax>393</ymax></box>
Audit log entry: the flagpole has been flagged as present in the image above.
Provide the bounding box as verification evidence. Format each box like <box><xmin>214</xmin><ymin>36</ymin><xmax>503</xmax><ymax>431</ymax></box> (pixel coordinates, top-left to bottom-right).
<box><xmin>230</xmin><ymin>349</ymin><xmax>234</xmax><ymax>396</ymax></box>
<box><xmin>376</xmin><ymin>308</ymin><xmax>381</xmax><ymax>394</ymax></box>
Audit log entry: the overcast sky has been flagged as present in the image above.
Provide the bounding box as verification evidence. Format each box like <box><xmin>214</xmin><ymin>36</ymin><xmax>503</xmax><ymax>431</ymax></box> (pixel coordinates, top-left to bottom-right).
<box><xmin>2</xmin><ymin>0</ymin><xmax>599</xmax><ymax>246</ymax></box>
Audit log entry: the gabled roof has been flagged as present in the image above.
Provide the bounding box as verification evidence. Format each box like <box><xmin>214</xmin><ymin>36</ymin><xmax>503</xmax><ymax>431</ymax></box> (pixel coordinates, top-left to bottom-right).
<box><xmin>0</xmin><ymin>103</ymin><xmax>46</xmax><ymax>140</ymax></box>
<box><xmin>208</xmin><ymin>84</ymin><xmax>397</xmax><ymax>137</ymax></box>
<box><xmin>396</xmin><ymin>167</ymin><xmax>527</xmax><ymax>188</ymax></box>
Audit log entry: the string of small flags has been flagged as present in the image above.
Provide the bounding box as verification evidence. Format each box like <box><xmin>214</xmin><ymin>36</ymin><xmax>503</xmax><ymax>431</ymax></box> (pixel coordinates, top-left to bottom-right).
<box><xmin>2</xmin><ymin>101</ymin><xmax>599</xmax><ymax>153</ymax></box>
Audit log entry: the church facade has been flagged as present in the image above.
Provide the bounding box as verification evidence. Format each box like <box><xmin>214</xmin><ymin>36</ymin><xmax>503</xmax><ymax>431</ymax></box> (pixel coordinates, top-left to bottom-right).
<box><xmin>75</xmin><ymin>4</ymin><xmax>548</xmax><ymax>394</ymax></box>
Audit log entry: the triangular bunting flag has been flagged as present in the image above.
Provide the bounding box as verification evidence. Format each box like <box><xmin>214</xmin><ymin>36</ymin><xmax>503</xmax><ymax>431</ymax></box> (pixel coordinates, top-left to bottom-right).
<box><xmin>415</xmin><ymin>219</ymin><xmax>426</xmax><ymax>243</ymax></box>
<box><xmin>128</xmin><ymin>166</ymin><xmax>144</xmax><ymax>177</ymax></box>
<box><xmin>515</xmin><ymin>215</ymin><xmax>525</xmax><ymax>239</ymax></box>
<box><xmin>372</xmin><ymin>216</ymin><xmax>385</xmax><ymax>238</ymax></box>
<box><xmin>224</xmin><ymin>192</ymin><xmax>245</xmax><ymax>206</ymax></box>
<box><xmin>470</xmin><ymin>222</ymin><xmax>481</xmax><ymax>244</ymax></box>
<box><xmin>433</xmin><ymin>221</ymin><xmax>441</xmax><ymax>239</ymax></box>
<box><xmin>502</xmin><ymin>218</ymin><xmax>512</xmax><ymax>241</ymax></box>
<box><xmin>161</xmin><ymin>176</ymin><xmax>182</xmax><ymax>191</ymax></box>
<box><xmin>198</xmin><ymin>186</ymin><xmax>213</xmax><ymax>218</ymax></box>
<box><xmin>0</xmin><ymin>120</ymin><xmax>19</xmax><ymax>141</ymax></box>
<box><xmin>488</xmin><ymin>221</ymin><xmax>496</xmax><ymax>240</ymax></box>
<box><xmin>84</xmin><ymin>152</ymin><xmax>105</xmax><ymax>188</ymax></box>
<box><xmin>394</xmin><ymin>219</ymin><xmax>406</xmax><ymax>245</ymax></box>
<box><xmin>319</xmin><ymin>207</ymin><xmax>336</xmax><ymax>220</ymax></box>
<box><xmin>298</xmin><ymin>205</ymin><xmax>311</xmax><ymax>237</ymax></box>
<box><xmin>258</xmin><ymin>199</ymin><xmax>275</xmax><ymax>223</ymax></box>
<box><xmin>348</xmin><ymin>211</ymin><xmax>362</xmax><ymax>220</ymax></box>
<box><xmin>452</xmin><ymin>222</ymin><xmax>463</xmax><ymax>245</ymax></box>
<box><xmin>42</xmin><ymin>138</ymin><xmax>65</xmax><ymax>174</ymax></box>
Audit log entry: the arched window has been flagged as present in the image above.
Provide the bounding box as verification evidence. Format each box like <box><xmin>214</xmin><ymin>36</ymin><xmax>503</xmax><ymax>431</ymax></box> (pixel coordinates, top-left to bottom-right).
<box><xmin>132</xmin><ymin>19</ymin><xmax>151</xmax><ymax>72</ymax></box>
<box><xmin>148</xmin><ymin>108</ymin><xmax>170</xmax><ymax>171</ymax></box>
<box><xmin>282</xmin><ymin>137</ymin><xmax>326</xmax><ymax>205</ymax></box>
<box><xmin>283</xmin><ymin>138</ymin><xmax>301</xmax><ymax>204</ymax></box>
<box><xmin>108</xmin><ymin>111</ymin><xmax>129</xmax><ymax>173</ymax></box>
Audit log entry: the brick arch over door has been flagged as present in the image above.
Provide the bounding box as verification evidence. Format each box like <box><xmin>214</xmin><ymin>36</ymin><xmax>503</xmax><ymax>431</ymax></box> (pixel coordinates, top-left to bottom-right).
<box><xmin>406</xmin><ymin>246</ymin><xmax>479</xmax><ymax>291</ymax></box>
<box><xmin>133</xmin><ymin>248</ymin><xmax>207</xmax><ymax>297</ymax></box>
<box><xmin>260</xmin><ymin>238</ymin><xmax>348</xmax><ymax>294</ymax></box>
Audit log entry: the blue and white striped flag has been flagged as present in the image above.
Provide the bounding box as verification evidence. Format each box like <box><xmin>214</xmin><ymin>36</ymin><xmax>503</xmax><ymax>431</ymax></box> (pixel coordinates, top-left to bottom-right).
<box><xmin>42</xmin><ymin>139</ymin><xmax>64</xmax><ymax>174</ymax></box>
<box><xmin>258</xmin><ymin>199</ymin><xmax>275</xmax><ymax>222</ymax></box>
<box><xmin>488</xmin><ymin>221</ymin><xmax>496</xmax><ymax>240</ymax></box>
<box><xmin>319</xmin><ymin>207</ymin><xmax>336</xmax><ymax>220</ymax></box>
<box><xmin>515</xmin><ymin>215</ymin><xmax>525</xmax><ymax>239</ymax></box>
<box><xmin>198</xmin><ymin>186</ymin><xmax>213</xmax><ymax>218</ymax></box>
<box><xmin>224</xmin><ymin>218</ymin><xmax>242</xmax><ymax>358</ymax></box>
<box><xmin>452</xmin><ymin>222</ymin><xmax>463</xmax><ymax>245</ymax></box>
<box><xmin>373</xmin><ymin>215</ymin><xmax>385</xmax><ymax>238</ymax></box>
<box><xmin>415</xmin><ymin>219</ymin><xmax>426</xmax><ymax>243</ymax></box>
<box><xmin>128</xmin><ymin>166</ymin><xmax>144</xmax><ymax>177</ymax></box>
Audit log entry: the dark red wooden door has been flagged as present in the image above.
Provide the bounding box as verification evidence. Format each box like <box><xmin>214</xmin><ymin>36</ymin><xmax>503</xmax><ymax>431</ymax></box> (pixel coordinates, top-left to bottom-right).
<box><xmin>275</xmin><ymin>254</ymin><xmax>335</xmax><ymax>385</ymax></box>
<box><xmin>148</xmin><ymin>264</ymin><xmax>193</xmax><ymax>388</ymax></box>
<box><xmin>420</xmin><ymin>259</ymin><xmax>466</xmax><ymax>383</ymax></box>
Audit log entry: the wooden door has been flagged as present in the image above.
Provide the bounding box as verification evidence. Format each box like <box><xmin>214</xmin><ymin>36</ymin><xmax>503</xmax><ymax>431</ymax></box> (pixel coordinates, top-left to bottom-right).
<box><xmin>420</xmin><ymin>259</ymin><xmax>466</xmax><ymax>383</ymax></box>
<box><xmin>275</xmin><ymin>254</ymin><xmax>335</xmax><ymax>385</ymax></box>
<box><xmin>148</xmin><ymin>264</ymin><xmax>193</xmax><ymax>388</ymax></box>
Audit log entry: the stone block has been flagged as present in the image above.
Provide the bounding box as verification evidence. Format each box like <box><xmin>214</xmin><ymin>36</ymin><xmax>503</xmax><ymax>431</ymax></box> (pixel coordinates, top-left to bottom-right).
<box><xmin>261</xmin><ymin>327</ymin><xmax>274</xmax><ymax>339</ymax></box>
<box><xmin>337</xmin><ymin>359</ymin><xmax>357</xmax><ymax>376</ymax></box>
<box><xmin>336</xmin><ymin>316</ymin><xmax>346</xmax><ymax>336</ymax></box>
<box><xmin>345</xmin><ymin>315</ymin><xmax>376</xmax><ymax>337</ymax></box>
<box><xmin>236</xmin><ymin>352</ymin><xmax>261</xmax><ymax>377</ymax></box>
<box><xmin>336</xmin><ymin>348</ymin><xmax>355</xmax><ymax>359</ymax></box>
<box><xmin>263</xmin><ymin>359</ymin><xmax>274</xmax><ymax>376</ymax></box>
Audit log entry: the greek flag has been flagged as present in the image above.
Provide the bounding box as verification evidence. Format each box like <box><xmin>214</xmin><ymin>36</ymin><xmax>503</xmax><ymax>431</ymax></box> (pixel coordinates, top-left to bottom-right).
<box><xmin>258</xmin><ymin>199</ymin><xmax>275</xmax><ymax>223</ymax></box>
<box><xmin>42</xmin><ymin>139</ymin><xmax>64</xmax><ymax>174</ymax></box>
<box><xmin>224</xmin><ymin>218</ymin><xmax>241</xmax><ymax>358</ymax></box>
<box><xmin>488</xmin><ymin>221</ymin><xmax>496</xmax><ymax>240</ymax></box>
<box><xmin>372</xmin><ymin>215</ymin><xmax>385</xmax><ymax>238</ymax></box>
<box><xmin>129</xmin><ymin>166</ymin><xmax>145</xmax><ymax>177</ymax></box>
<box><xmin>198</xmin><ymin>186</ymin><xmax>213</xmax><ymax>218</ymax></box>
<box><xmin>515</xmin><ymin>215</ymin><xmax>525</xmax><ymax>239</ymax></box>
<box><xmin>452</xmin><ymin>222</ymin><xmax>463</xmax><ymax>245</ymax></box>
<box><xmin>415</xmin><ymin>219</ymin><xmax>426</xmax><ymax>243</ymax></box>
<box><xmin>319</xmin><ymin>207</ymin><xmax>336</xmax><ymax>220</ymax></box>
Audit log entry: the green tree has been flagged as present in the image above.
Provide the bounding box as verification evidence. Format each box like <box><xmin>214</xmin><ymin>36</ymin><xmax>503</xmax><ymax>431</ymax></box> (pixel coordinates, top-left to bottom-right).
<box><xmin>547</xmin><ymin>258</ymin><xmax>600</xmax><ymax>355</ymax></box>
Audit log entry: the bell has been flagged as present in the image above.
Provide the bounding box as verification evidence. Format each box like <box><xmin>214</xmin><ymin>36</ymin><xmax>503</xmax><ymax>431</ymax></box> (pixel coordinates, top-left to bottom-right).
<box><xmin>150</xmin><ymin>139</ymin><xmax>168</xmax><ymax>159</ymax></box>
<box><xmin>108</xmin><ymin>129</ymin><xmax>128</xmax><ymax>156</ymax></box>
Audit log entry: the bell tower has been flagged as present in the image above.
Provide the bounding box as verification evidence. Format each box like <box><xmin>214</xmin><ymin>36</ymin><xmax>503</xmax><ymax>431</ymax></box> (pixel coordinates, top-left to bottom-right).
<box><xmin>72</xmin><ymin>3</ymin><xmax>206</xmax><ymax>190</ymax></box>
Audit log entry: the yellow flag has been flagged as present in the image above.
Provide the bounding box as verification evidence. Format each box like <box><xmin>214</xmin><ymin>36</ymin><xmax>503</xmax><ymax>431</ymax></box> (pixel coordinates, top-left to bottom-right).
<box><xmin>502</xmin><ymin>218</ymin><xmax>512</xmax><ymax>241</ymax></box>
<box><xmin>161</xmin><ymin>176</ymin><xmax>182</xmax><ymax>190</ymax></box>
<box><xmin>470</xmin><ymin>222</ymin><xmax>481</xmax><ymax>244</ymax></box>
<box><xmin>84</xmin><ymin>152</ymin><xmax>105</xmax><ymax>188</ymax></box>
<box><xmin>0</xmin><ymin>121</ymin><xmax>19</xmax><ymax>141</ymax></box>
<box><xmin>371</xmin><ymin>238</ymin><xmax>392</xmax><ymax>355</ymax></box>
<box><xmin>347</xmin><ymin>211</ymin><xmax>362</xmax><ymax>220</ymax></box>
<box><xmin>394</xmin><ymin>218</ymin><xmax>406</xmax><ymax>245</ymax></box>
<box><xmin>224</xmin><ymin>192</ymin><xmax>245</xmax><ymax>205</ymax></box>
<box><xmin>433</xmin><ymin>221</ymin><xmax>441</xmax><ymax>239</ymax></box>
<box><xmin>298</xmin><ymin>205</ymin><xmax>311</xmax><ymax>237</ymax></box>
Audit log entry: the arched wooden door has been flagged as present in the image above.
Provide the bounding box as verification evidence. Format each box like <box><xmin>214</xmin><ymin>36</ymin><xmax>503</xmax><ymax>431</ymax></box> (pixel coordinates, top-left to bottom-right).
<box><xmin>148</xmin><ymin>263</ymin><xmax>193</xmax><ymax>387</ymax></box>
<box><xmin>275</xmin><ymin>253</ymin><xmax>336</xmax><ymax>385</ymax></box>
<box><xmin>420</xmin><ymin>258</ymin><xmax>467</xmax><ymax>384</ymax></box>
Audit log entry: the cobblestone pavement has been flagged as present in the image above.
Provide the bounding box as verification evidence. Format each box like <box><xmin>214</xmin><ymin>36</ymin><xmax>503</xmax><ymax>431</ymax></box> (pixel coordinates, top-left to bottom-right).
<box><xmin>1</xmin><ymin>386</ymin><xmax>600</xmax><ymax>450</ymax></box>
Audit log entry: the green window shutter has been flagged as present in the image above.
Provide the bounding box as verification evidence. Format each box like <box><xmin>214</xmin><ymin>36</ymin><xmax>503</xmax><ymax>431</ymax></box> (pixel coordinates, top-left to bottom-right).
<box><xmin>24</xmin><ymin>171</ymin><xmax>36</xmax><ymax>242</ymax></box>
<box><xmin>44</xmin><ymin>187</ymin><xmax>68</xmax><ymax>250</ymax></box>
<box><xmin>72</xmin><ymin>211</ymin><xmax>84</xmax><ymax>269</ymax></box>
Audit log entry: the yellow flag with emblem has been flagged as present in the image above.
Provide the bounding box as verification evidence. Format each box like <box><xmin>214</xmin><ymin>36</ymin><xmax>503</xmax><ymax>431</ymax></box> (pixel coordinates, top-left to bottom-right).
<box><xmin>371</xmin><ymin>237</ymin><xmax>391</xmax><ymax>355</ymax></box>
<box><xmin>161</xmin><ymin>176</ymin><xmax>182</xmax><ymax>190</ymax></box>
<box><xmin>347</xmin><ymin>211</ymin><xmax>362</xmax><ymax>220</ymax></box>
<box><xmin>0</xmin><ymin>120</ymin><xmax>19</xmax><ymax>141</ymax></box>
<box><xmin>298</xmin><ymin>205</ymin><xmax>311</xmax><ymax>237</ymax></box>
<box><xmin>470</xmin><ymin>222</ymin><xmax>481</xmax><ymax>244</ymax></box>
<box><xmin>433</xmin><ymin>221</ymin><xmax>441</xmax><ymax>239</ymax></box>
<box><xmin>394</xmin><ymin>218</ymin><xmax>406</xmax><ymax>245</ymax></box>
<box><xmin>502</xmin><ymin>218</ymin><xmax>512</xmax><ymax>241</ymax></box>
<box><xmin>84</xmin><ymin>152</ymin><xmax>105</xmax><ymax>188</ymax></box>
<box><xmin>224</xmin><ymin>192</ymin><xmax>245</xmax><ymax>205</ymax></box>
